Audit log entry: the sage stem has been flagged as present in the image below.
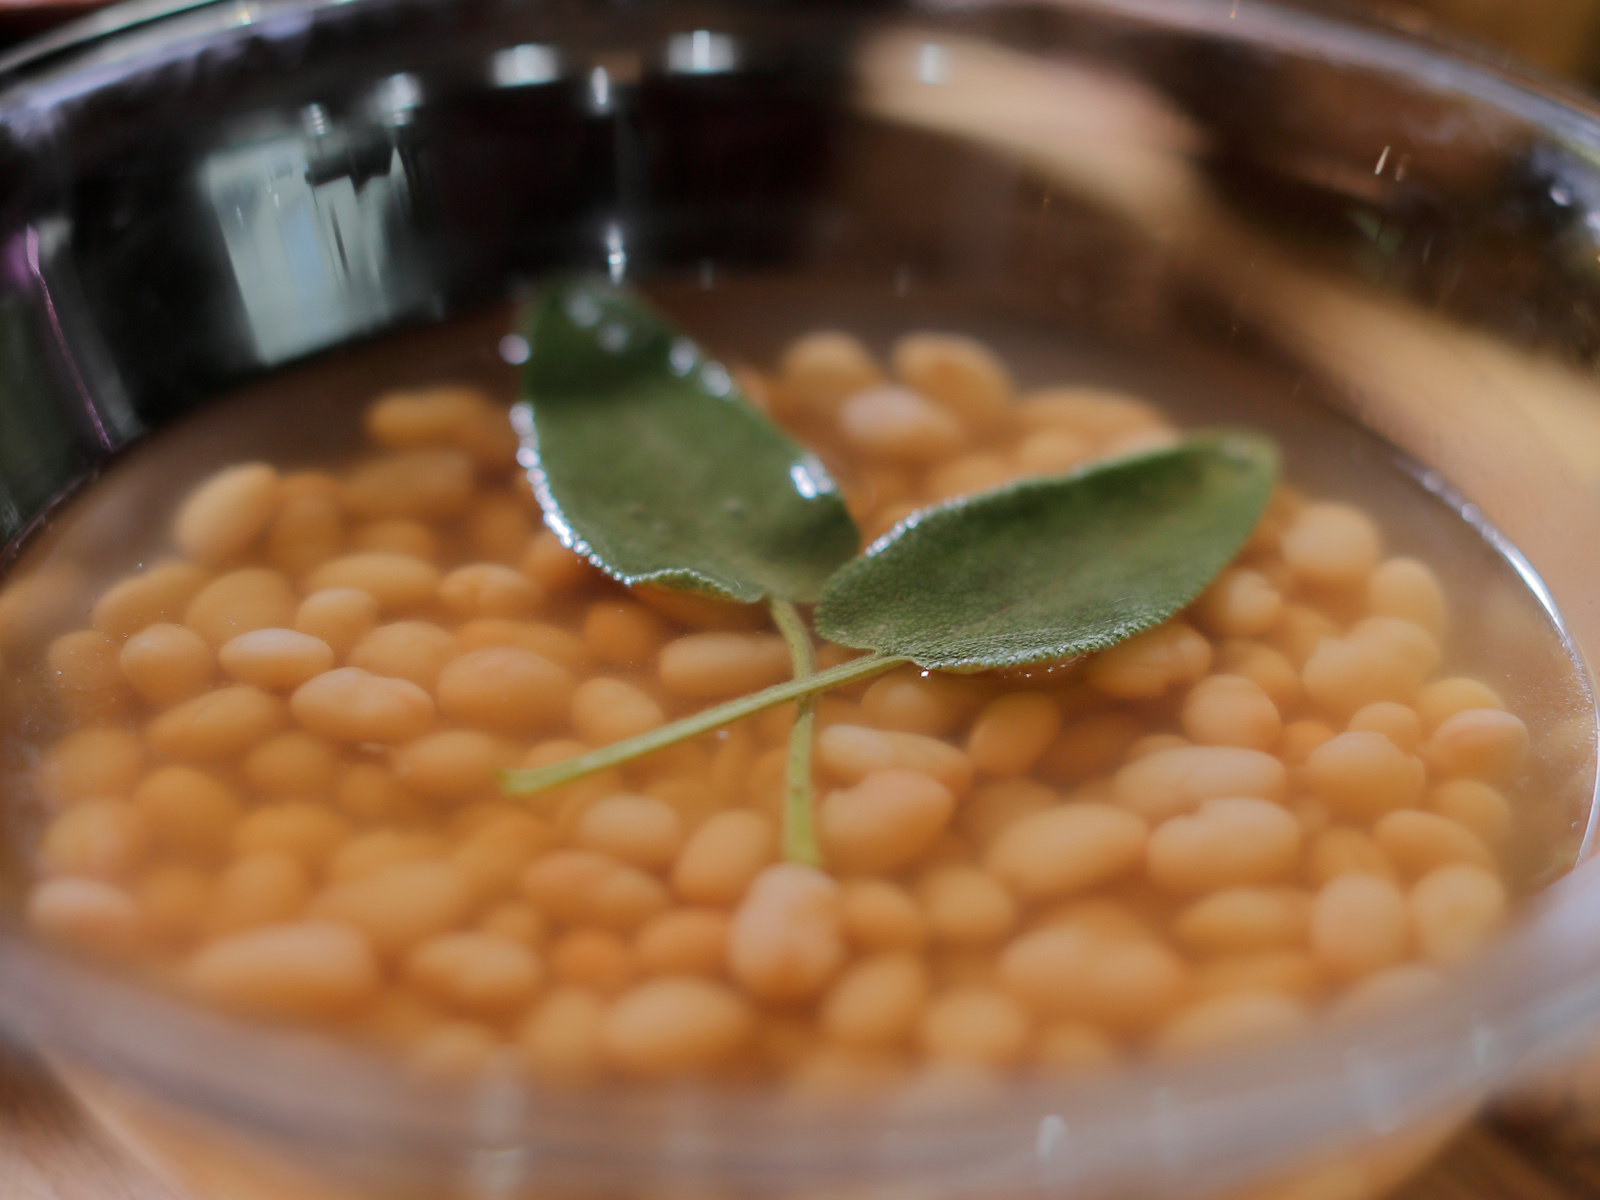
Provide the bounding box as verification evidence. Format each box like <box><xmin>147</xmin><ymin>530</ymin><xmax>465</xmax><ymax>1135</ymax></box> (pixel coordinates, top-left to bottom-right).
<box><xmin>499</xmin><ymin>650</ymin><xmax>903</xmax><ymax>796</ymax></box>
<box><xmin>768</xmin><ymin>598</ymin><xmax>821</xmax><ymax>866</ymax></box>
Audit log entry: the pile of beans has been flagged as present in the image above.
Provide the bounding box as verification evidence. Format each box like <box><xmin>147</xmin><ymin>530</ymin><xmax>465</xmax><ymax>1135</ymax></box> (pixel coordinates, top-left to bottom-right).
<box><xmin>12</xmin><ymin>328</ymin><xmax>1527</xmax><ymax>1087</ymax></box>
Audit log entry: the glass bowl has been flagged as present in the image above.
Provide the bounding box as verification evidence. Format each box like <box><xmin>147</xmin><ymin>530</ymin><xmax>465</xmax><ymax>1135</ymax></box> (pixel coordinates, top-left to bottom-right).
<box><xmin>3</xmin><ymin>0</ymin><xmax>1600</xmax><ymax>1196</ymax></box>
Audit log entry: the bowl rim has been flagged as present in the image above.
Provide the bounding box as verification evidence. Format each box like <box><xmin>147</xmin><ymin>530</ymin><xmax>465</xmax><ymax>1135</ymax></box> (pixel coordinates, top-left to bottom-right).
<box><xmin>4</xmin><ymin>0</ymin><xmax>1600</xmax><ymax>1194</ymax></box>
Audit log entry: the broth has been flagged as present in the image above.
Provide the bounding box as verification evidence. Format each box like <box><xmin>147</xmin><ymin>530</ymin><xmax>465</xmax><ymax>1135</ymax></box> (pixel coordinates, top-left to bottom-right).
<box><xmin>0</xmin><ymin>278</ymin><xmax>1591</xmax><ymax>1087</ymax></box>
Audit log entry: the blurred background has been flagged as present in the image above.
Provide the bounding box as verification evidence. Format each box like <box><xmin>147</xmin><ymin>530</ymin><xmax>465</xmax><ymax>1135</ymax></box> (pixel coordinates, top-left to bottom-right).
<box><xmin>1</xmin><ymin>0</ymin><xmax>1600</xmax><ymax>83</ymax></box>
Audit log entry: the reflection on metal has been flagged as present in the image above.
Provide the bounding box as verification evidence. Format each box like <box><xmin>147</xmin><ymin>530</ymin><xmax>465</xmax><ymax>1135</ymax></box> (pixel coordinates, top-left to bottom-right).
<box><xmin>917</xmin><ymin>42</ymin><xmax>949</xmax><ymax>85</ymax></box>
<box><xmin>371</xmin><ymin>73</ymin><xmax>421</xmax><ymax>126</ymax></box>
<box><xmin>202</xmin><ymin>108</ymin><xmax>421</xmax><ymax>365</ymax></box>
<box><xmin>490</xmin><ymin>44</ymin><xmax>561</xmax><ymax>88</ymax></box>
<box><xmin>605</xmin><ymin>222</ymin><xmax>626</xmax><ymax>283</ymax></box>
<box><xmin>666</xmin><ymin>30</ymin><xmax>738</xmax><ymax>75</ymax></box>
<box><xmin>587</xmin><ymin>66</ymin><xmax>612</xmax><ymax>115</ymax></box>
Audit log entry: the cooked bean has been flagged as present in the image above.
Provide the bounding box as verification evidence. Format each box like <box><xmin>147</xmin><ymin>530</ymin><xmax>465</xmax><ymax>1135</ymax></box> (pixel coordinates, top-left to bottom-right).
<box><xmin>478</xmin><ymin>901</ymin><xmax>548</xmax><ymax>949</ymax></box>
<box><xmin>1112</xmin><ymin>745</ymin><xmax>1286</xmax><ymax>822</ymax></box>
<box><xmin>185</xmin><ymin>920</ymin><xmax>379</xmax><ymax>1017</ymax></box>
<box><xmin>1367</xmin><ymin>557</ymin><xmax>1447</xmax><ymax>639</ymax></box>
<box><xmin>173</xmin><ymin>463</ymin><xmax>281</xmax><ymax>566</ymax></box>
<box><xmin>1415</xmin><ymin>678</ymin><xmax>1505</xmax><ymax>733</ymax></box>
<box><xmin>925</xmin><ymin>452</ymin><xmax>1013</xmax><ymax>501</ymax></box>
<box><xmin>918</xmin><ymin>988</ymin><xmax>1030</xmax><ymax>1065</ymax></box>
<box><xmin>1409</xmin><ymin>864</ymin><xmax>1506</xmax><ymax>964</ymax></box>
<box><xmin>659</xmin><ymin>633</ymin><xmax>791</xmax><ymax>699</ymax></box>
<box><xmin>893</xmin><ymin>332</ymin><xmax>1013</xmax><ymax>431</ymax></box>
<box><xmin>1311</xmin><ymin>875</ymin><xmax>1409</xmax><ymax>981</ymax></box>
<box><xmin>294</xmin><ymin>589</ymin><xmax>379</xmax><ymax>659</ymax></box>
<box><xmin>1180</xmin><ymin>674</ymin><xmax>1280</xmax><ymax>750</ymax></box>
<box><xmin>119</xmin><ymin>623</ymin><xmax>216</xmax><ymax>706</ymax></box>
<box><xmin>956</xmin><ymin>780</ymin><xmax>1057</xmax><ymax>852</ymax></box>
<box><xmin>346</xmin><ymin>621</ymin><xmax>457</xmax><ymax>690</ymax></box>
<box><xmin>728</xmin><ymin>864</ymin><xmax>845</xmax><ymax>1002</ymax></box>
<box><xmin>816</xmin><ymin>725</ymin><xmax>974</xmax><ymax>797</ymax></box>
<box><xmin>917</xmin><ymin>866</ymin><xmax>1017</xmax><ymax>947</ymax></box>
<box><xmin>208</xmin><ymin>852</ymin><xmax>311</xmax><ymax>936</ymax></box>
<box><xmin>329</xmin><ymin>829</ymin><xmax>441</xmax><ymax>883</ymax></box>
<box><xmin>91</xmin><ymin>561</ymin><xmax>211</xmax><ymax>637</ymax></box>
<box><xmin>218</xmin><ymin>628</ymin><xmax>335</xmax><ymax>691</ymax></box>
<box><xmin>306</xmin><ymin>552</ymin><xmax>440</xmax><ymax>611</ymax></box>
<box><xmin>1036</xmin><ymin>1022</ymin><xmax>1119</xmax><ymax>1072</ymax></box>
<box><xmin>438</xmin><ymin>564</ymin><xmax>540</xmax><ymax>621</ymax></box>
<box><xmin>46</xmin><ymin>630</ymin><xmax>130</xmax><ymax>721</ymax></box>
<box><xmin>1152</xmin><ymin>991</ymin><xmax>1308</xmax><ymax>1056</ymax></box>
<box><xmin>39</xmin><ymin>799</ymin><xmax>147</xmax><ymax>881</ymax></box>
<box><xmin>1215</xmin><ymin>640</ymin><xmax>1303</xmax><ymax>709</ymax></box>
<box><xmin>1085</xmin><ymin>621</ymin><xmax>1212</xmax><ymax>699</ymax></box>
<box><xmin>998</xmin><ymin>926</ymin><xmax>1190</xmax><ymax>1033</ymax></box>
<box><xmin>267</xmin><ymin>491</ymin><xmax>344</xmax><ymax>577</ymax></box>
<box><xmin>28</xmin><ymin>878</ymin><xmax>145</xmax><ymax>956</ymax></box>
<box><xmin>334</xmin><ymin>762</ymin><xmax>420</xmax><ymax>824</ymax></box>
<box><xmin>1428</xmin><ymin>780</ymin><xmax>1513</xmax><ymax>847</ymax></box>
<box><xmin>1147</xmin><ymin>797</ymin><xmax>1301</xmax><ymax>894</ymax></box>
<box><xmin>778</xmin><ymin>330</ymin><xmax>884</xmax><ymax>416</ymax></box>
<box><xmin>405</xmin><ymin>930</ymin><xmax>543</xmax><ymax>1013</ymax></box>
<box><xmin>313</xmin><ymin>860</ymin><xmax>472</xmax><ymax>956</ymax></box>
<box><xmin>366</xmin><ymin>387</ymin><xmax>489</xmax><ymax>449</ymax></box>
<box><xmin>1347</xmin><ymin>701</ymin><xmax>1422</xmax><ymax>752</ymax></box>
<box><xmin>520</xmin><ymin>850</ymin><xmax>669</xmax><ymax>932</ymax></box>
<box><xmin>35</xmin><ymin>728</ymin><xmax>145</xmax><ymax>803</ymax></box>
<box><xmin>146</xmin><ymin>685</ymin><xmax>287</xmax><ymax>760</ymax></box>
<box><xmin>1304</xmin><ymin>731</ymin><xmax>1425</xmax><ymax>821</ymax></box>
<box><xmin>184</xmin><ymin>568</ymin><xmax>298</xmax><ymax>647</ymax></box>
<box><xmin>437</xmin><ymin>647</ymin><xmax>573</xmax><ymax>734</ymax></box>
<box><xmin>1281</xmin><ymin>503</ymin><xmax>1381</xmax><ymax>588</ymax></box>
<box><xmin>1374</xmin><ymin>810</ymin><xmax>1494</xmax><ymax>879</ymax></box>
<box><xmin>837</xmin><ymin>386</ymin><xmax>965</xmax><ymax>462</ymax></box>
<box><xmin>457</xmin><ymin>618</ymin><xmax>591</xmax><ymax>674</ymax></box>
<box><xmin>341</xmin><ymin>449</ymin><xmax>474</xmax><ymax>520</ymax></box>
<box><xmin>1305</xmin><ymin>827</ymin><xmax>1397</xmax><ymax>887</ymax></box>
<box><xmin>521</xmin><ymin>531</ymin><xmax>596</xmax><ymax>594</ymax></box>
<box><xmin>635</xmin><ymin>908</ymin><xmax>731</xmax><ymax>976</ymax></box>
<box><xmin>1014</xmin><ymin>428</ymin><xmax>1092</xmax><ymax>476</ymax></box>
<box><xmin>291</xmin><ymin>668</ymin><xmax>434</xmax><ymax>744</ymax></box>
<box><xmin>985</xmin><ymin>804</ymin><xmax>1147</xmax><ymax>902</ymax></box>
<box><xmin>463</xmin><ymin>493</ymin><xmax>536</xmax><ymax>566</ymax></box>
<box><xmin>1035</xmin><ymin>714</ymin><xmax>1143</xmax><ymax>784</ymax></box>
<box><xmin>819</xmin><ymin>770</ymin><xmax>955</xmax><ymax>874</ymax></box>
<box><xmin>860</xmin><ymin>669</ymin><xmax>981</xmax><ymax>737</ymax></box>
<box><xmin>839</xmin><ymin>879</ymin><xmax>928</xmax><ymax>952</ymax></box>
<box><xmin>243</xmin><ymin>732</ymin><xmax>339</xmax><ymax>798</ymax></box>
<box><xmin>132</xmin><ymin>766</ymin><xmax>242</xmax><ymax>861</ymax></box>
<box><xmin>349</xmin><ymin>520</ymin><xmax>440</xmax><ymax>564</ymax></box>
<box><xmin>549</xmin><ymin>928</ymin><xmax>636</xmax><ymax>994</ymax></box>
<box><xmin>580</xmin><ymin>601</ymin><xmax>667</xmax><ymax>668</ymax></box>
<box><xmin>1270</xmin><ymin>603</ymin><xmax>1340</xmax><ymax>667</ymax></box>
<box><xmin>1172</xmin><ymin>888</ymin><xmax>1312</xmax><ymax>955</ymax></box>
<box><xmin>389</xmin><ymin>731</ymin><xmax>518</xmax><ymax>803</ymax></box>
<box><xmin>966</xmin><ymin>693</ymin><xmax>1060</xmax><ymax>776</ymax></box>
<box><xmin>1193</xmin><ymin>950</ymin><xmax>1321</xmax><ymax>1002</ymax></box>
<box><xmin>671</xmin><ymin>810</ymin><xmax>776</xmax><ymax>906</ymax></box>
<box><xmin>603</xmin><ymin>978</ymin><xmax>755</xmax><ymax>1077</ymax></box>
<box><xmin>819</xmin><ymin>953</ymin><xmax>930</xmax><ymax>1048</ymax></box>
<box><xmin>451</xmin><ymin>812</ymin><xmax>555</xmax><ymax>908</ymax></box>
<box><xmin>134</xmin><ymin>863</ymin><xmax>213</xmax><ymax>947</ymax></box>
<box><xmin>1424</xmin><ymin>708</ymin><xmax>1529</xmax><ymax>782</ymax></box>
<box><xmin>1193</xmin><ymin>568</ymin><xmax>1283</xmax><ymax>638</ymax></box>
<box><xmin>519</xmin><ymin>987</ymin><xmax>606</xmax><ymax>1082</ymax></box>
<box><xmin>572</xmin><ymin>794</ymin><xmax>685</xmax><ymax>869</ymax></box>
<box><xmin>234</xmin><ymin>802</ymin><xmax>351</xmax><ymax>870</ymax></box>
<box><xmin>571</xmin><ymin>677</ymin><xmax>666</xmax><ymax>745</ymax></box>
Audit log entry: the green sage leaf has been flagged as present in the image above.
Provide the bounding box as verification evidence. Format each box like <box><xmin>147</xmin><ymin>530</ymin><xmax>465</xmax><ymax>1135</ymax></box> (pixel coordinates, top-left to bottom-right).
<box><xmin>815</xmin><ymin>431</ymin><xmax>1278</xmax><ymax>670</ymax></box>
<box><xmin>516</xmin><ymin>281</ymin><xmax>861</xmax><ymax>603</ymax></box>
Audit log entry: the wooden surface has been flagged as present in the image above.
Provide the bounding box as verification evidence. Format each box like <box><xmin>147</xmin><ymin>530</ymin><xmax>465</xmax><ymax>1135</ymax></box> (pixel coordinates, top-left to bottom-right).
<box><xmin>0</xmin><ymin>1034</ymin><xmax>1591</xmax><ymax>1200</ymax></box>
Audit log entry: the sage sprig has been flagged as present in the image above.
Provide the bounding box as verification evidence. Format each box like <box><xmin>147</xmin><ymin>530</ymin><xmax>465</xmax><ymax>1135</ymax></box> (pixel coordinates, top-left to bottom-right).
<box><xmin>502</xmin><ymin>377</ymin><xmax>1279</xmax><ymax>807</ymax></box>
<box><xmin>510</xmin><ymin>281</ymin><xmax>862</xmax><ymax>860</ymax></box>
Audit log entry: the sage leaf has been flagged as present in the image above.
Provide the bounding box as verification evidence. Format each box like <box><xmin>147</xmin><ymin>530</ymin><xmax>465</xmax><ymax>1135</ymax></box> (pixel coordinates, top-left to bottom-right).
<box><xmin>516</xmin><ymin>281</ymin><xmax>861</xmax><ymax>603</ymax></box>
<box><xmin>815</xmin><ymin>431</ymin><xmax>1278</xmax><ymax>670</ymax></box>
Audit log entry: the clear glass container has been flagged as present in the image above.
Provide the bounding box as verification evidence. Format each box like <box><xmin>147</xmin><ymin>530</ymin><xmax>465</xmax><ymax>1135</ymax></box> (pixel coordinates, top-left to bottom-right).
<box><xmin>4</xmin><ymin>0</ymin><xmax>1600</xmax><ymax>1196</ymax></box>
